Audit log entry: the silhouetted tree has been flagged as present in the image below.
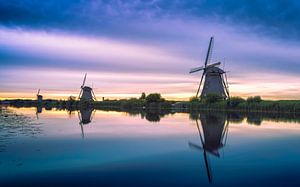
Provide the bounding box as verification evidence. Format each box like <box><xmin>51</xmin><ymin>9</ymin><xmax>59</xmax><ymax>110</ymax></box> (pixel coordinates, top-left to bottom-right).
<box><xmin>140</xmin><ymin>92</ymin><xmax>146</xmax><ymax>100</ymax></box>
<box><xmin>146</xmin><ymin>93</ymin><xmax>164</xmax><ymax>103</ymax></box>
<box><xmin>247</xmin><ymin>96</ymin><xmax>262</xmax><ymax>103</ymax></box>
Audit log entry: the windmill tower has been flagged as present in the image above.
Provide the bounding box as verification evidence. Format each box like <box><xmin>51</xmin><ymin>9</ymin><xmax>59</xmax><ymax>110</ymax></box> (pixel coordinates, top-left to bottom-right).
<box><xmin>78</xmin><ymin>73</ymin><xmax>97</xmax><ymax>101</ymax></box>
<box><xmin>36</xmin><ymin>89</ymin><xmax>43</xmax><ymax>102</ymax></box>
<box><xmin>190</xmin><ymin>37</ymin><xmax>229</xmax><ymax>99</ymax></box>
<box><xmin>188</xmin><ymin>113</ymin><xmax>229</xmax><ymax>183</ymax></box>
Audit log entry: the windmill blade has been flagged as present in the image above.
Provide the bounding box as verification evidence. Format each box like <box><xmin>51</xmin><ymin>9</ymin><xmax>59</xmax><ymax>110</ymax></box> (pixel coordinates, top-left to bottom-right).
<box><xmin>188</xmin><ymin>142</ymin><xmax>203</xmax><ymax>150</ymax></box>
<box><xmin>80</xmin><ymin>122</ymin><xmax>84</xmax><ymax>139</ymax></box>
<box><xmin>81</xmin><ymin>73</ymin><xmax>87</xmax><ymax>88</ymax></box>
<box><xmin>77</xmin><ymin>111</ymin><xmax>85</xmax><ymax>139</ymax></box>
<box><xmin>206</xmin><ymin>62</ymin><xmax>221</xmax><ymax>69</ymax></box>
<box><xmin>190</xmin><ymin>66</ymin><xmax>204</xmax><ymax>73</ymax></box>
<box><xmin>203</xmin><ymin>150</ymin><xmax>213</xmax><ymax>184</ymax></box>
<box><xmin>222</xmin><ymin>119</ymin><xmax>230</xmax><ymax>146</ymax></box>
<box><xmin>196</xmin><ymin>119</ymin><xmax>205</xmax><ymax>146</ymax></box>
<box><xmin>204</xmin><ymin>37</ymin><xmax>214</xmax><ymax>68</ymax></box>
<box><xmin>91</xmin><ymin>110</ymin><xmax>96</xmax><ymax>121</ymax></box>
<box><xmin>196</xmin><ymin>71</ymin><xmax>205</xmax><ymax>98</ymax></box>
<box><xmin>222</xmin><ymin>76</ymin><xmax>229</xmax><ymax>98</ymax></box>
<box><xmin>77</xmin><ymin>111</ymin><xmax>82</xmax><ymax>121</ymax></box>
<box><xmin>78</xmin><ymin>89</ymin><xmax>83</xmax><ymax>99</ymax></box>
<box><xmin>224</xmin><ymin>72</ymin><xmax>229</xmax><ymax>88</ymax></box>
<box><xmin>37</xmin><ymin>89</ymin><xmax>40</xmax><ymax>95</ymax></box>
<box><xmin>91</xmin><ymin>89</ymin><xmax>97</xmax><ymax>101</ymax></box>
<box><xmin>223</xmin><ymin>73</ymin><xmax>230</xmax><ymax>98</ymax></box>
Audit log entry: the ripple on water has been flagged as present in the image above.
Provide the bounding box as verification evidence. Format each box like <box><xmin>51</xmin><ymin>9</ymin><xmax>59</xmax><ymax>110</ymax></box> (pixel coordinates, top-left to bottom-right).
<box><xmin>0</xmin><ymin>107</ymin><xmax>42</xmax><ymax>152</ymax></box>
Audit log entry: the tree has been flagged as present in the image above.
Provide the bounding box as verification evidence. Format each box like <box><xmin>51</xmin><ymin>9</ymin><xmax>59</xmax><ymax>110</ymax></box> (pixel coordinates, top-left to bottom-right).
<box><xmin>189</xmin><ymin>96</ymin><xmax>199</xmax><ymax>102</ymax></box>
<box><xmin>146</xmin><ymin>93</ymin><xmax>163</xmax><ymax>103</ymax></box>
<box><xmin>247</xmin><ymin>96</ymin><xmax>262</xmax><ymax>103</ymax></box>
<box><xmin>68</xmin><ymin>96</ymin><xmax>76</xmax><ymax>101</ymax></box>
<box><xmin>140</xmin><ymin>92</ymin><xmax>146</xmax><ymax>100</ymax></box>
<box><xmin>229</xmin><ymin>96</ymin><xmax>245</xmax><ymax>107</ymax></box>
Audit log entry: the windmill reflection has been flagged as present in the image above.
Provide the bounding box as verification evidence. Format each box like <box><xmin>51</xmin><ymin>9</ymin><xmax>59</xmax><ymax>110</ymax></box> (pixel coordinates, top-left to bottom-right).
<box><xmin>189</xmin><ymin>113</ymin><xmax>229</xmax><ymax>184</ymax></box>
<box><xmin>35</xmin><ymin>106</ymin><xmax>42</xmax><ymax>120</ymax></box>
<box><xmin>77</xmin><ymin>108</ymin><xmax>95</xmax><ymax>139</ymax></box>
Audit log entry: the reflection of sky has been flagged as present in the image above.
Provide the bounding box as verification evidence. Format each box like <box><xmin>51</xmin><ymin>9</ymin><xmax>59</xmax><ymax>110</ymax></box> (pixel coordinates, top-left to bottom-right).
<box><xmin>1</xmin><ymin>1</ymin><xmax>300</xmax><ymax>100</ymax></box>
<box><xmin>12</xmin><ymin>107</ymin><xmax>300</xmax><ymax>138</ymax></box>
<box><xmin>1</xmin><ymin>108</ymin><xmax>300</xmax><ymax>186</ymax></box>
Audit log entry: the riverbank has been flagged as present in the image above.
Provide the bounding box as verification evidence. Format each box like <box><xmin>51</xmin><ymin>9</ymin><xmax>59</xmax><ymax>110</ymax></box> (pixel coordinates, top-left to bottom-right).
<box><xmin>1</xmin><ymin>97</ymin><xmax>300</xmax><ymax>114</ymax></box>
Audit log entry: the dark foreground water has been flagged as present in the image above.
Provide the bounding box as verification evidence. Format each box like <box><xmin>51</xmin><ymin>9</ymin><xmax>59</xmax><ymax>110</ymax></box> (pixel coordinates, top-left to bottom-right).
<box><xmin>0</xmin><ymin>107</ymin><xmax>300</xmax><ymax>187</ymax></box>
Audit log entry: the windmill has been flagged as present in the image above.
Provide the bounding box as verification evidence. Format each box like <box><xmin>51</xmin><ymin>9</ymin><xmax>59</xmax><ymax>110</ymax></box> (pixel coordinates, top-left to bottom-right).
<box><xmin>190</xmin><ymin>37</ymin><xmax>229</xmax><ymax>99</ymax></box>
<box><xmin>36</xmin><ymin>89</ymin><xmax>43</xmax><ymax>102</ymax></box>
<box><xmin>188</xmin><ymin>113</ymin><xmax>229</xmax><ymax>183</ymax></box>
<box><xmin>78</xmin><ymin>73</ymin><xmax>97</xmax><ymax>101</ymax></box>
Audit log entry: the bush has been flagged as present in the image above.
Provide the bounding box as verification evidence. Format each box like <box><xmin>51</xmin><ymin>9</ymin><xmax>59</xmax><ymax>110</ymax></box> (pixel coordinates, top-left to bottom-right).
<box><xmin>139</xmin><ymin>92</ymin><xmax>146</xmax><ymax>100</ymax></box>
<box><xmin>203</xmin><ymin>93</ymin><xmax>224</xmax><ymax>104</ymax></box>
<box><xmin>146</xmin><ymin>93</ymin><xmax>164</xmax><ymax>103</ymax></box>
<box><xmin>229</xmin><ymin>97</ymin><xmax>245</xmax><ymax>107</ymax></box>
<box><xmin>68</xmin><ymin>96</ymin><xmax>76</xmax><ymax>101</ymax></box>
<box><xmin>189</xmin><ymin>96</ymin><xmax>199</xmax><ymax>102</ymax></box>
<box><xmin>247</xmin><ymin>96</ymin><xmax>262</xmax><ymax>103</ymax></box>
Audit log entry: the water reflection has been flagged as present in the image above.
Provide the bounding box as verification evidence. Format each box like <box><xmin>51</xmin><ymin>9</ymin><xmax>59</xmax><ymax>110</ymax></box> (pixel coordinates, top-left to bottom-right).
<box><xmin>36</xmin><ymin>105</ymin><xmax>42</xmax><ymax>120</ymax></box>
<box><xmin>189</xmin><ymin>113</ymin><xmax>229</xmax><ymax>184</ymax></box>
<box><xmin>0</xmin><ymin>107</ymin><xmax>41</xmax><ymax>152</ymax></box>
<box><xmin>78</xmin><ymin>108</ymin><xmax>95</xmax><ymax>138</ymax></box>
<box><xmin>1</xmin><ymin>106</ymin><xmax>300</xmax><ymax>186</ymax></box>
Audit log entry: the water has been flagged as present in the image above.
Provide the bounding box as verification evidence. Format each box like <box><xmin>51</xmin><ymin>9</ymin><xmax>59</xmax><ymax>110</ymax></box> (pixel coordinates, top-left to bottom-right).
<box><xmin>1</xmin><ymin>107</ymin><xmax>300</xmax><ymax>187</ymax></box>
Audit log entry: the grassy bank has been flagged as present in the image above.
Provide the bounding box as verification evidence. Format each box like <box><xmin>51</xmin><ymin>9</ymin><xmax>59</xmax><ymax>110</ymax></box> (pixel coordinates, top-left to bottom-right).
<box><xmin>1</xmin><ymin>94</ymin><xmax>300</xmax><ymax>114</ymax></box>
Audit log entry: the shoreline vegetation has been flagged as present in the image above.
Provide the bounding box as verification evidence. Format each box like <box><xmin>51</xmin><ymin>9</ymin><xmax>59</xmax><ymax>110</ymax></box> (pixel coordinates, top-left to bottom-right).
<box><xmin>1</xmin><ymin>93</ymin><xmax>300</xmax><ymax>114</ymax></box>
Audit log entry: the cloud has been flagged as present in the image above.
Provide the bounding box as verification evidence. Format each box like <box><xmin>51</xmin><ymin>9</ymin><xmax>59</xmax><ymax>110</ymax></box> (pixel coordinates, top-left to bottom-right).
<box><xmin>1</xmin><ymin>1</ymin><xmax>300</xmax><ymax>100</ymax></box>
<box><xmin>1</xmin><ymin>0</ymin><xmax>300</xmax><ymax>40</ymax></box>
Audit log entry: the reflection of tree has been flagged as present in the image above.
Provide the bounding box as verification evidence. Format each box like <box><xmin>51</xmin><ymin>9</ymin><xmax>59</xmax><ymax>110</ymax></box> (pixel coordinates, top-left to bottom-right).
<box><xmin>247</xmin><ymin>113</ymin><xmax>262</xmax><ymax>126</ymax></box>
<box><xmin>145</xmin><ymin>111</ymin><xmax>161</xmax><ymax>122</ymax></box>
<box><xmin>143</xmin><ymin>109</ymin><xmax>174</xmax><ymax>122</ymax></box>
<box><xmin>189</xmin><ymin>112</ymin><xmax>229</xmax><ymax>184</ymax></box>
<box><xmin>227</xmin><ymin>112</ymin><xmax>245</xmax><ymax>124</ymax></box>
<box><xmin>0</xmin><ymin>107</ymin><xmax>41</xmax><ymax>152</ymax></box>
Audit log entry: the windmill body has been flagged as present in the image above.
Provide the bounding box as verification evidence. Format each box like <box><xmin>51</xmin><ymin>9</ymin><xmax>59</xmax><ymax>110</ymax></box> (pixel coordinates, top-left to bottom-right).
<box><xmin>201</xmin><ymin>66</ymin><xmax>227</xmax><ymax>98</ymax></box>
<box><xmin>36</xmin><ymin>89</ymin><xmax>43</xmax><ymax>102</ymax></box>
<box><xmin>78</xmin><ymin>73</ymin><xmax>97</xmax><ymax>101</ymax></box>
<box><xmin>190</xmin><ymin>37</ymin><xmax>229</xmax><ymax>99</ymax></box>
<box><xmin>81</xmin><ymin>86</ymin><xmax>94</xmax><ymax>101</ymax></box>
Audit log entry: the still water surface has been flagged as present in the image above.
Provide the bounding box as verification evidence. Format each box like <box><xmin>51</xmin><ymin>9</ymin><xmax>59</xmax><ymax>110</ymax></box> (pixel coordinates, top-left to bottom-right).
<box><xmin>1</xmin><ymin>107</ymin><xmax>300</xmax><ymax>187</ymax></box>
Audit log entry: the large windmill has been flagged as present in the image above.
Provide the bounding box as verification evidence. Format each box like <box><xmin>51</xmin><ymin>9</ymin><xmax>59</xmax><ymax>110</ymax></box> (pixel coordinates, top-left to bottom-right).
<box><xmin>78</xmin><ymin>73</ymin><xmax>97</xmax><ymax>101</ymax></box>
<box><xmin>190</xmin><ymin>37</ymin><xmax>229</xmax><ymax>99</ymax></box>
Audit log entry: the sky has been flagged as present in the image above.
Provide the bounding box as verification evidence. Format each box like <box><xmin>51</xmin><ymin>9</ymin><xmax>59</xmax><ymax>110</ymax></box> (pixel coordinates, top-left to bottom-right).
<box><xmin>1</xmin><ymin>0</ymin><xmax>300</xmax><ymax>100</ymax></box>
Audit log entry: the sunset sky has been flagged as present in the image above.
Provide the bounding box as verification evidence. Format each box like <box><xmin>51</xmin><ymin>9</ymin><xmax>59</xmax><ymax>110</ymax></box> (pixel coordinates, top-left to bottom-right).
<box><xmin>1</xmin><ymin>0</ymin><xmax>300</xmax><ymax>100</ymax></box>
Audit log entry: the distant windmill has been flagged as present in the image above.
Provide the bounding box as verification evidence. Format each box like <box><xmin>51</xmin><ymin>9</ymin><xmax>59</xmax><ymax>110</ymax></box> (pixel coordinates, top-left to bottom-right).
<box><xmin>36</xmin><ymin>89</ymin><xmax>43</xmax><ymax>102</ymax></box>
<box><xmin>190</xmin><ymin>37</ymin><xmax>229</xmax><ymax>99</ymax></box>
<box><xmin>78</xmin><ymin>73</ymin><xmax>97</xmax><ymax>101</ymax></box>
